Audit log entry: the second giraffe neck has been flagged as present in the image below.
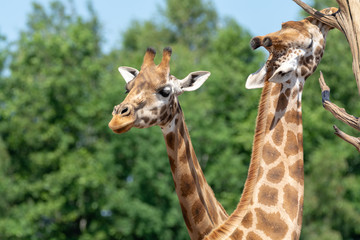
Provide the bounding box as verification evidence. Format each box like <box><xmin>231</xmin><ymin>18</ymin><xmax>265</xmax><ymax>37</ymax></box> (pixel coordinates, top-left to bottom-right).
<box><xmin>161</xmin><ymin>110</ymin><xmax>228</xmax><ymax>240</ymax></box>
<box><xmin>205</xmin><ymin>79</ymin><xmax>305</xmax><ymax>240</ymax></box>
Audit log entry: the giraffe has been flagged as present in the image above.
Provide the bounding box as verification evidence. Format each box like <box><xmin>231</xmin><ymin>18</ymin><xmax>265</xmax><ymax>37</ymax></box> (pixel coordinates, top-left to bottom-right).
<box><xmin>108</xmin><ymin>47</ymin><xmax>228</xmax><ymax>240</ymax></box>
<box><xmin>204</xmin><ymin>7</ymin><xmax>338</xmax><ymax>240</ymax></box>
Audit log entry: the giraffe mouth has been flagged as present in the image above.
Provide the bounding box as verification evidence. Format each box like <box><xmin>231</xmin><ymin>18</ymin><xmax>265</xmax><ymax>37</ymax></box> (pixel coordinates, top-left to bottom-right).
<box><xmin>108</xmin><ymin>116</ymin><xmax>135</xmax><ymax>134</ymax></box>
<box><xmin>111</xmin><ymin>124</ymin><xmax>133</xmax><ymax>134</ymax></box>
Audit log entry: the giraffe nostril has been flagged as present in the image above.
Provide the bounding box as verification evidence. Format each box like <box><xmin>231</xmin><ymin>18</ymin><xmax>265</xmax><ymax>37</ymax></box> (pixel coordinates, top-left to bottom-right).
<box><xmin>250</xmin><ymin>37</ymin><xmax>261</xmax><ymax>50</ymax></box>
<box><xmin>263</xmin><ymin>37</ymin><xmax>272</xmax><ymax>47</ymax></box>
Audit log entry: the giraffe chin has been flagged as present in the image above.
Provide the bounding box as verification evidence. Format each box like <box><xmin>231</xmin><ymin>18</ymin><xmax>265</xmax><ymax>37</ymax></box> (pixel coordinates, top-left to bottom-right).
<box><xmin>111</xmin><ymin>123</ymin><xmax>133</xmax><ymax>134</ymax></box>
<box><xmin>108</xmin><ymin>116</ymin><xmax>134</xmax><ymax>134</ymax></box>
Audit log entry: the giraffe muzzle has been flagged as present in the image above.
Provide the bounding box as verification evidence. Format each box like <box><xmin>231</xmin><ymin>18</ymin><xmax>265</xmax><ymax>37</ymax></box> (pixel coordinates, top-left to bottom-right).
<box><xmin>109</xmin><ymin>104</ymin><xmax>135</xmax><ymax>134</ymax></box>
<box><xmin>250</xmin><ymin>36</ymin><xmax>273</xmax><ymax>50</ymax></box>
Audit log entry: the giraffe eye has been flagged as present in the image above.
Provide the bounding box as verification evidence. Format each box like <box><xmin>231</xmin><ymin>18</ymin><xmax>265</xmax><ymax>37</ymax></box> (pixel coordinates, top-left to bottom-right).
<box><xmin>158</xmin><ymin>86</ymin><xmax>171</xmax><ymax>98</ymax></box>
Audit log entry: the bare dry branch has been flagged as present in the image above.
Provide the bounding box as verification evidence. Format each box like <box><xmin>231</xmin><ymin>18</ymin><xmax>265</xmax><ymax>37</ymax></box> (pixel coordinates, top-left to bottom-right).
<box><xmin>319</xmin><ymin>72</ymin><xmax>360</xmax><ymax>150</ymax></box>
<box><xmin>292</xmin><ymin>0</ymin><xmax>340</xmax><ymax>29</ymax></box>
<box><xmin>333</xmin><ymin>125</ymin><xmax>360</xmax><ymax>152</ymax></box>
<box><xmin>293</xmin><ymin>0</ymin><xmax>360</xmax><ymax>95</ymax></box>
<box><xmin>319</xmin><ymin>72</ymin><xmax>360</xmax><ymax>131</ymax></box>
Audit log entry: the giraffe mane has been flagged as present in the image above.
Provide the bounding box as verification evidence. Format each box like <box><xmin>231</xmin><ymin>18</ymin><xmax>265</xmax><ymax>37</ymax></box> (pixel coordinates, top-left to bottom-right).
<box><xmin>205</xmin><ymin>79</ymin><xmax>273</xmax><ymax>239</ymax></box>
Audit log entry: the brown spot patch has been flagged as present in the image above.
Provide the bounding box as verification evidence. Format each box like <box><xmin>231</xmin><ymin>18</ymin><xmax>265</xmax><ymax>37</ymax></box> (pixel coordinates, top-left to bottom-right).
<box><xmin>165</xmin><ymin>132</ymin><xmax>175</xmax><ymax>150</ymax></box>
<box><xmin>160</xmin><ymin>105</ymin><xmax>167</xmax><ymax>115</ymax></box>
<box><xmin>289</xmin><ymin>160</ymin><xmax>304</xmax><ymax>185</ymax></box>
<box><xmin>241</xmin><ymin>212</ymin><xmax>253</xmax><ymax>228</ymax></box>
<box><xmin>299</xmin><ymin>83</ymin><xmax>303</xmax><ymax>93</ymax></box>
<box><xmin>305</xmin><ymin>55</ymin><xmax>314</xmax><ymax>65</ymax></box>
<box><xmin>283</xmin><ymin>184</ymin><xmax>299</xmax><ymax>221</ymax></box>
<box><xmin>165</xmin><ymin>113</ymin><xmax>173</xmax><ymax>124</ymax></box>
<box><xmin>284</xmin><ymin>131</ymin><xmax>299</xmax><ymax>157</ymax></box>
<box><xmin>160</xmin><ymin>112</ymin><xmax>168</xmax><ymax>122</ymax></box>
<box><xmin>292</xmin><ymin>87</ymin><xmax>299</xmax><ymax>99</ymax></box>
<box><xmin>262</xmin><ymin>142</ymin><xmax>281</xmax><ymax>165</ymax></box>
<box><xmin>285</xmin><ymin>109</ymin><xmax>299</xmax><ymax>125</ymax></box>
<box><xmin>168</xmin><ymin>155</ymin><xmax>177</xmax><ymax>173</ymax></box>
<box><xmin>246</xmin><ymin>231</ymin><xmax>262</xmax><ymax>240</ymax></box>
<box><xmin>192</xmin><ymin>200</ymin><xmax>205</xmax><ymax>224</ymax></box>
<box><xmin>258</xmin><ymin>185</ymin><xmax>278</xmax><ymax>206</ymax></box>
<box><xmin>230</xmin><ymin>229</ymin><xmax>244</xmax><ymax>240</ymax></box>
<box><xmin>150</xmin><ymin>107</ymin><xmax>158</xmax><ymax>115</ymax></box>
<box><xmin>267</xmin><ymin>162</ymin><xmax>285</xmax><ymax>184</ymax></box>
<box><xmin>149</xmin><ymin>118</ymin><xmax>157</xmax><ymax>125</ymax></box>
<box><xmin>315</xmin><ymin>46</ymin><xmax>322</xmax><ymax>56</ymax></box>
<box><xmin>180</xmin><ymin>174</ymin><xmax>195</xmax><ymax>197</ymax></box>
<box><xmin>271</xmin><ymin>83</ymin><xmax>282</xmax><ymax>96</ymax></box>
<box><xmin>255</xmin><ymin>208</ymin><xmax>288</xmax><ymax>240</ymax></box>
<box><xmin>300</xmin><ymin>67</ymin><xmax>308</xmax><ymax>77</ymax></box>
<box><xmin>180</xmin><ymin>203</ymin><xmax>193</xmax><ymax>233</ymax></box>
<box><xmin>285</xmin><ymin>88</ymin><xmax>291</xmax><ymax>98</ymax></box>
<box><xmin>142</xmin><ymin>117</ymin><xmax>150</xmax><ymax>124</ymax></box>
<box><xmin>275</xmin><ymin>93</ymin><xmax>289</xmax><ymax>112</ymax></box>
<box><xmin>272</xmin><ymin>120</ymin><xmax>284</xmax><ymax>146</ymax></box>
<box><xmin>179</xmin><ymin>121</ymin><xmax>185</xmax><ymax>138</ymax></box>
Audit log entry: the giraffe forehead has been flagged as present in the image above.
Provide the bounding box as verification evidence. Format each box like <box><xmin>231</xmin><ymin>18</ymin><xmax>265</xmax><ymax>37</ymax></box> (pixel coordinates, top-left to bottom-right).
<box><xmin>279</xmin><ymin>20</ymin><xmax>312</xmax><ymax>40</ymax></box>
<box><xmin>131</xmin><ymin>69</ymin><xmax>169</xmax><ymax>91</ymax></box>
<box><xmin>265</xmin><ymin>21</ymin><xmax>313</xmax><ymax>53</ymax></box>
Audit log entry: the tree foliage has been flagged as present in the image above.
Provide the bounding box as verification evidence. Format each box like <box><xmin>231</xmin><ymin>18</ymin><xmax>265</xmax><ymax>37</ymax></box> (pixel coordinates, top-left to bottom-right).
<box><xmin>0</xmin><ymin>0</ymin><xmax>359</xmax><ymax>239</ymax></box>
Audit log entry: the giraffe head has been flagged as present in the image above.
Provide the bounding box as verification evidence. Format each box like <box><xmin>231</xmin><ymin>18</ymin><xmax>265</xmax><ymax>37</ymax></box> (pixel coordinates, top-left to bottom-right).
<box><xmin>108</xmin><ymin>47</ymin><xmax>210</xmax><ymax>134</ymax></box>
<box><xmin>246</xmin><ymin>7</ymin><xmax>338</xmax><ymax>89</ymax></box>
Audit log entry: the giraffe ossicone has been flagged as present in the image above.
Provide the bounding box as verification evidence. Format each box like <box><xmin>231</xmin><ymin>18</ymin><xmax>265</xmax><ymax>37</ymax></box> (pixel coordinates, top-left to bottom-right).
<box><xmin>109</xmin><ymin>47</ymin><xmax>228</xmax><ymax>240</ymax></box>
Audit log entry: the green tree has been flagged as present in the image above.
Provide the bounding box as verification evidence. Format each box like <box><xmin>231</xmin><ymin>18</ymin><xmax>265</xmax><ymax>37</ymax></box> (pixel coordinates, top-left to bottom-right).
<box><xmin>0</xmin><ymin>1</ymin><xmax>118</xmax><ymax>239</ymax></box>
<box><xmin>161</xmin><ymin>0</ymin><xmax>218</xmax><ymax>50</ymax></box>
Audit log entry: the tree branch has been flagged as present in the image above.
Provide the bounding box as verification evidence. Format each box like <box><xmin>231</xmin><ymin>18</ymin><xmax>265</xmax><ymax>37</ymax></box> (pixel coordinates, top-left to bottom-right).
<box><xmin>292</xmin><ymin>0</ymin><xmax>340</xmax><ymax>29</ymax></box>
<box><xmin>319</xmin><ymin>72</ymin><xmax>360</xmax><ymax>151</ymax></box>
<box><xmin>319</xmin><ymin>72</ymin><xmax>360</xmax><ymax>131</ymax></box>
<box><xmin>333</xmin><ymin>125</ymin><xmax>360</xmax><ymax>152</ymax></box>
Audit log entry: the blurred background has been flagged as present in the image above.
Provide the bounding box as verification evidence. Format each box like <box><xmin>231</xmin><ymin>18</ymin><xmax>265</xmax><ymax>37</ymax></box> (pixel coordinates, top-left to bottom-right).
<box><xmin>0</xmin><ymin>0</ymin><xmax>359</xmax><ymax>239</ymax></box>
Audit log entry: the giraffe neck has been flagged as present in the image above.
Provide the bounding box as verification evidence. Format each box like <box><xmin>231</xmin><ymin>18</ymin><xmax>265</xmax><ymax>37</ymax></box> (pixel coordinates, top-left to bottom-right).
<box><xmin>205</xmin><ymin>78</ymin><xmax>305</xmax><ymax>240</ymax></box>
<box><xmin>245</xmin><ymin>79</ymin><xmax>305</xmax><ymax>240</ymax></box>
<box><xmin>161</xmin><ymin>109</ymin><xmax>228</xmax><ymax>240</ymax></box>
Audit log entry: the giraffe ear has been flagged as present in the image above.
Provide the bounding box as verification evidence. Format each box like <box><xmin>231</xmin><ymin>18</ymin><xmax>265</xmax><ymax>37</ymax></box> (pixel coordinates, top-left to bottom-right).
<box><xmin>118</xmin><ymin>66</ymin><xmax>139</xmax><ymax>83</ymax></box>
<box><xmin>268</xmin><ymin>59</ymin><xmax>297</xmax><ymax>84</ymax></box>
<box><xmin>179</xmin><ymin>71</ymin><xmax>211</xmax><ymax>92</ymax></box>
<box><xmin>246</xmin><ymin>64</ymin><xmax>266</xmax><ymax>89</ymax></box>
